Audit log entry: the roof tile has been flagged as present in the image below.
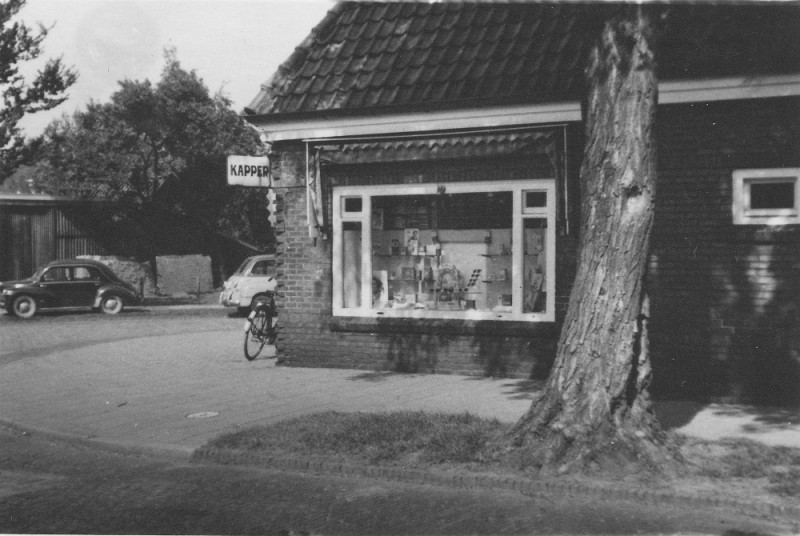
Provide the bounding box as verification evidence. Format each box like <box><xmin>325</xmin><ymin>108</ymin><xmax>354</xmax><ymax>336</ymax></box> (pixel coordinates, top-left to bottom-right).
<box><xmin>248</xmin><ymin>2</ymin><xmax>800</xmax><ymax>116</ymax></box>
<box><xmin>422</xmin><ymin>9</ymin><xmax>447</xmax><ymax>33</ymax></box>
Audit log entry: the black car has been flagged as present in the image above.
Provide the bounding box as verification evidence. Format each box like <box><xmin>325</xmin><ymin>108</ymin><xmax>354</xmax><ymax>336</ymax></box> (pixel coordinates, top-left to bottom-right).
<box><xmin>0</xmin><ymin>259</ymin><xmax>142</xmax><ymax>318</ymax></box>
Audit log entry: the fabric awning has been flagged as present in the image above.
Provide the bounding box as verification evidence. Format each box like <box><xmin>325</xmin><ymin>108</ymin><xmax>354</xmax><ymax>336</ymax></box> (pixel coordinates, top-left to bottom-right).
<box><xmin>316</xmin><ymin>129</ymin><xmax>557</xmax><ymax>165</ymax></box>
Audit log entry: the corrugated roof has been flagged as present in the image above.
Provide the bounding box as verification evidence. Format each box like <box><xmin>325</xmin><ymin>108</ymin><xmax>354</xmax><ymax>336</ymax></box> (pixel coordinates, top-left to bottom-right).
<box><xmin>246</xmin><ymin>2</ymin><xmax>800</xmax><ymax>117</ymax></box>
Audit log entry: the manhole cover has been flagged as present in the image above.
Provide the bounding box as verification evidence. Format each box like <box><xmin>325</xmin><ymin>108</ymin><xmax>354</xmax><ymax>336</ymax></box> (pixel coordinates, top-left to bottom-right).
<box><xmin>186</xmin><ymin>411</ymin><xmax>219</xmax><ymax>419</ymax></box>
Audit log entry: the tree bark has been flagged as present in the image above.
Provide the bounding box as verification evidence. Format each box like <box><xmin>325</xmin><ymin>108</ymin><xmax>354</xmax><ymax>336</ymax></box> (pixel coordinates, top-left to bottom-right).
<box><xmin>511</xmin><ymin>6</ymin><xmax>681</xmax><ymax>476</ymax></box>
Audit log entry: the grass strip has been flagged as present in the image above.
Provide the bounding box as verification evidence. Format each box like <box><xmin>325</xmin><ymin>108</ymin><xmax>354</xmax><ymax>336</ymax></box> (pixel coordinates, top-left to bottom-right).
<box><xmin>206</xmin><ymin>411</ymin><xmax>800</xmax><ymax>498</ymax></box>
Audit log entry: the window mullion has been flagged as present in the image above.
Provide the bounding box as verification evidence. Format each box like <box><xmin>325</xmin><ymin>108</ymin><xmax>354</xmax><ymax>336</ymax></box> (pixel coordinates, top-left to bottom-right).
<box><xmin>512</xmin><ymin>188</ymin><xmax>523</xmax><ymax>314</ymax></box>
<box><xmin>361</xmin><ymin>196</ymin><xmax>373</xmax><ymax>309</ymax></box>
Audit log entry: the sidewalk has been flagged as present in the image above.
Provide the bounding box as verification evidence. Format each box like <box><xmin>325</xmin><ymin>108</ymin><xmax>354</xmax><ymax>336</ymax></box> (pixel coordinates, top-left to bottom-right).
<box><xmin>141</xmin><ymin>291</ymin><xmax>221</xmax><ymax>307</ymax></box>
<box><xmin>1</xmin><ymin>329</ymin><xmax>798</xmax><ymax>455</ymax></box>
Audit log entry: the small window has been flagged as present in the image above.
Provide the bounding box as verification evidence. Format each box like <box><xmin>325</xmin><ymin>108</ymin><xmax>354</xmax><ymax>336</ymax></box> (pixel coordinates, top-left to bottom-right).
<box><xmin>523</xmin><ymin>191</ymin><xmax>547</xmax><ymax>212</ymax></box>
<box><xmin>733</xmin><ymin>168</ymin><xmax>800</xmax><ymax>225</ymax></box>
<box><xmin>343</xmin><ymin>197</ymin><xmax>363</xmax><ymax>213</ymax></box>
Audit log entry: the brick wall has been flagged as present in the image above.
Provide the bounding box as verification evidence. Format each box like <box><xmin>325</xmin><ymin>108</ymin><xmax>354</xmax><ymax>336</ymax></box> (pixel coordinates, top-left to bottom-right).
<box><xmin>268</xmin><ymin>97</ymin><xmax>800</xmax><ymax>403</ymax></box>
<box><xmin>648</xmin><ymin>96</ymin><xmax>800</xmax><ymax>404</ymax></box>
<box><xmin>270</xmin><ymin>144</ymin><xmax>566</xmax><ymax>378</ymax></box>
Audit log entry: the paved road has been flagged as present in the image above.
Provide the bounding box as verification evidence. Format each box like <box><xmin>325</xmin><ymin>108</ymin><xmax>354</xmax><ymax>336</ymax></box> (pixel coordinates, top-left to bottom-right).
<box><xmin>1</xmin><ymin>308</ymin><xmax>800</xmax><ymax>534</ymax></box>
<box><xmin>2</xmin><ymin>307</ymin><xmax>800</xmax><ymax>453</ymax></box>
<box><xmin>0</xmin><ymin>305</ymin><xmax>231</xmax><ymax>365</ymax></box>
<box><xmin>0</xmin><ymin>307</ymin><xmax>538</xmax><ymax>453</ymax></box>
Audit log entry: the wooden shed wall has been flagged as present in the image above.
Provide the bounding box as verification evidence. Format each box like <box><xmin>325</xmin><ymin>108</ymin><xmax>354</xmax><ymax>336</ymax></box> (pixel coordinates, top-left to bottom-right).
<box><xmin>0</xmin><ymin>203</ymin><xmax>109</xmax><ymax>281</ymax></box>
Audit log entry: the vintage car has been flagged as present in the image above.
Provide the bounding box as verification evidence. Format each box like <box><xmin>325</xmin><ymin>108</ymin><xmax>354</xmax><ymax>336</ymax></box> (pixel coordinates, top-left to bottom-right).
<box><xmin>219</xmin><ymin>254</ymin><xmax>277</xmax><ymax>313</ymax></box>
<box><xmin>0</xmin><ymin>259</ymin><xmax>142</xmax><ymax>319</ymax></box>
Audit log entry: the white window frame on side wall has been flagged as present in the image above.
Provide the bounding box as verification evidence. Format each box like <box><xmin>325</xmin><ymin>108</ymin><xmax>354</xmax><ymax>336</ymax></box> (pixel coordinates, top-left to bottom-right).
<box><xmin>732</xmin><ymin>168</ymin><xmax>800</xmax><ymax>225</ymax></box>
<box><xmin>331</xmin><ymin>179</ymin><xmax>556</xmax><ymax>322</ymax></box>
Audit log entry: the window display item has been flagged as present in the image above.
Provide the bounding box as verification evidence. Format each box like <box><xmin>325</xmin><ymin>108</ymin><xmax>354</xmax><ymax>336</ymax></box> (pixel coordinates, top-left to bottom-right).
<box><xmin>404</xmin><ymin>228</ymin><xmax>420</xmax><ymax>255</ymax></box>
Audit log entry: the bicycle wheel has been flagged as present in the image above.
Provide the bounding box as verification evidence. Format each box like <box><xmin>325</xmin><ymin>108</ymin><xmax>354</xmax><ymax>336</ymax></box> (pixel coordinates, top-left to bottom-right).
<box><xmin>243</xmin><ymin>309</ymin><xmax>268</xmax><ymax>361</ymax></box>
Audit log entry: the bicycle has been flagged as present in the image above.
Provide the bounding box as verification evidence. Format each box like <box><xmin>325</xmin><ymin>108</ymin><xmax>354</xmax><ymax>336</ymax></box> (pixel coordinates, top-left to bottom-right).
<box><xmin>243</xmin><ymin>292</ymin><xmax>278</xmax><ymax>361</ymax></box>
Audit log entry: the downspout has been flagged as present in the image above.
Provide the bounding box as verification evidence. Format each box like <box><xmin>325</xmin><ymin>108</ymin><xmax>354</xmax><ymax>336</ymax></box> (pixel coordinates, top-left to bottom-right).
<box><xmin>563</xmin><ymin>125</ymin><xmax>569</xmax><ymax>236</ymax></box>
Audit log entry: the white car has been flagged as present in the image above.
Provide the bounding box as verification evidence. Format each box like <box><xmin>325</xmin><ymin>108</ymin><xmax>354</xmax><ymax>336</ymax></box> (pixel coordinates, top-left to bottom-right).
<box><xmin>220</xmin><ymin>254</ymin><xmax>277</xmax><ymax>313</ymax></box>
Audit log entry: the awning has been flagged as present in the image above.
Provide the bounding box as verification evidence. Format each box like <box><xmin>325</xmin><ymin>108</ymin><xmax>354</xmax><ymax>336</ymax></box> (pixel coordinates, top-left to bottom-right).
<box><xmin>316</xmin><ymin>129</ymin><xmax>557</xmax><ymax>165</ymax></box>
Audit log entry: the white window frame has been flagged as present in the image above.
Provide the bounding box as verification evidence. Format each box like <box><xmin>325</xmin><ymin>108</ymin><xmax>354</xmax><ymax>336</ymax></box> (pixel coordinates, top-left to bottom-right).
<box><xmin>332</xmin><ymin>179</ymin><xmax>556</xmax><ymax>322</ymax></box>
<box><xmin>732</xmin><ymin>168</ymin><xmax>800</xmax><ymax>225</ymax></box>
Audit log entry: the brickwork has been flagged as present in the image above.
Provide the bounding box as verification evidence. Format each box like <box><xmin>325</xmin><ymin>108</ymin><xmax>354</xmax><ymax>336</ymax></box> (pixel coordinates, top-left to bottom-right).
<box><xmin>648</xmin><ymin>97</ymin><xmax>800</xmax><ymax>403</ymax></box>
<box><xmin>269</xmin><ymin>97</ymin><xmax>800</xmax><ymax>402</ymax></box>
<box><xmin>271</xmin><ymin>144</ymin><xmax>565</xmax><ymax>377</ymax></box>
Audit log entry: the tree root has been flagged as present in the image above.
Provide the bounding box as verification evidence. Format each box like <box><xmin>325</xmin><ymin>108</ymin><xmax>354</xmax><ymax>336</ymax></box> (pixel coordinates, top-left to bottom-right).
<box><xmin>510</xmin><ymin>394</ymin><xmax>684</xmax><ymax>479</ymax></box>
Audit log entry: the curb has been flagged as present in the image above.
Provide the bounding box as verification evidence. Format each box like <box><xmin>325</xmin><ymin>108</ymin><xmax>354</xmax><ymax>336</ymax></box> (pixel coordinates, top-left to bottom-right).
<box><xmin>140</xmin><ymin>301</ymin><xmax>221</xmax><ymax>308</ymax></box>
<box><xmin>0</xmin><ymin>419</ymin><xmax>193</xmax><ymax>463</ymax></box>
<box><xmin>192</xmin><ymin>446</ymin><xmax>800</xmax><ymax>527</ymax></box>
<box><xmin>3</xmin><ymin>417</ymin><xmax>800</xmax><ymax>530</ymax></box>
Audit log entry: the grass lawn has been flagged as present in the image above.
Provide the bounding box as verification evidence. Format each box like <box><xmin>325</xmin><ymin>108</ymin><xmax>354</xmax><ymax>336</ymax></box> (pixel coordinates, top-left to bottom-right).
<box><xmin>200</xmin><ymin>411</ymin><xmax>800</xmax><ymax>507</ymax></box>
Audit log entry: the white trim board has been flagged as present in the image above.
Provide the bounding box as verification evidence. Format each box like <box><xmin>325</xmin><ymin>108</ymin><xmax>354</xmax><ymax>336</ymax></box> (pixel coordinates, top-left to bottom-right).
<box><xmin>252</xmin><ymin>74</ymin><xmax>800</xmax><ymax>143</ymax></box>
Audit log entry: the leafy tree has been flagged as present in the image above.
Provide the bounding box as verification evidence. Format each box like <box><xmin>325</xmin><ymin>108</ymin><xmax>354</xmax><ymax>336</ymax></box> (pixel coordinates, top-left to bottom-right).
<box><xmin>0</xmin><ymin>0</ymin><xmax>76</xmax><ymax>178</ymax></box>
<box><xmin>511</xmin><ymin>5</ymin><xmax>681</xmax><ymax>476</ymax></box>
<box><xmin>36</xmin><ymin>49</ymin><xmax>271</xmax><ymax>249</ymax></box>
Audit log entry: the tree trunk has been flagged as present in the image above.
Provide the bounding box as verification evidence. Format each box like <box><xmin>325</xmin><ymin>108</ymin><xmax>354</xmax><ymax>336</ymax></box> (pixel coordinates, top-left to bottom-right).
<box><xmin>511</xmin><ymin>6</ymin><xmax>681</xmax><ymax>476</ymax></box>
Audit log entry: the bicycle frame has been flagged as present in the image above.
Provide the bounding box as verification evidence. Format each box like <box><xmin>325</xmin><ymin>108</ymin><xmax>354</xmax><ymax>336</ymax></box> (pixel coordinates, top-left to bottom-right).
<box><xmin>244</xmin><ymin>292</ymin><xmax>277</xmax><ymax>331</ymax></box>
<box><xmin>243</xmin><ymin>292</ymin><xmax>278</xmax><ymax>361</ymax></box>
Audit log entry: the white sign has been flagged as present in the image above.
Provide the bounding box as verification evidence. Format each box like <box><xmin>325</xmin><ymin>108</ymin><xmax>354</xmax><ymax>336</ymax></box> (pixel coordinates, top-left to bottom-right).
<box><xmin>227</xmin><ymin>155</ymin><xmax>270</xmax><ymax>187</ymax></box>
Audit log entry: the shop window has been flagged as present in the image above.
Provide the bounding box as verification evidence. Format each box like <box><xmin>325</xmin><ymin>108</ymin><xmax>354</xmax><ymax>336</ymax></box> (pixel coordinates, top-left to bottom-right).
<box><xmin>732</xmin><ymin>168</ymin><xmax>800</xmax><ymax>225</ymax></box>
<box><xmin>332</xmin><ymin>180</ymin><xmax>556</xmax><ymax>322</ymax></box>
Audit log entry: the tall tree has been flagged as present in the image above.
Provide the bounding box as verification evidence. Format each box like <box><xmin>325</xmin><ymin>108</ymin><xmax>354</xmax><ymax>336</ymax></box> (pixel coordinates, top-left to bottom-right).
<box><xmin>35</xmin><ymin>49</ymin><xmax>271</xmax><ymax>249</ymax></box>
<box><xmin>0</xmin><ymin>0</ymin><xmax>76</xmax><ymax>178</ymax></box>
<box><xmin>512</xmin><ymin>6</ymin><xmax>681</xmax><ymax>475</ymax></box>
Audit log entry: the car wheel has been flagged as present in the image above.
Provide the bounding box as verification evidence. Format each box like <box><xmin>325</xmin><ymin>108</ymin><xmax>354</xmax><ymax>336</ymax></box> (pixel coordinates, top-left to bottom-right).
<box><xmin>100</xmin><ymin>294</ymin><xmax>124</xmax><ymax>315</ymax></box>
<box><xmin>12</xmin><ymin>295</ymin><xmax>37</xmax><ymax>319</ymax></box>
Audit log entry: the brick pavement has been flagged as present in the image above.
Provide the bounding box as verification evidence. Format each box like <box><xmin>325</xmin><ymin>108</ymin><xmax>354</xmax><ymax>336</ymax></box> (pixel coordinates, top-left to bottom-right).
<box><xmin>0</xmin><ymin>314</ymin><xmax>537</xmax><ymax>453</ymax></box>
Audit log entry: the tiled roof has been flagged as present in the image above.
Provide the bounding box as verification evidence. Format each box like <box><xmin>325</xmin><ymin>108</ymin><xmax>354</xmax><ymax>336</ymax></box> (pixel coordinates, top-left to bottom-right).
<box><xmin>246</xmin><ymin>2</ymin><xmax>800</xmax><ymax>117</ymax></box>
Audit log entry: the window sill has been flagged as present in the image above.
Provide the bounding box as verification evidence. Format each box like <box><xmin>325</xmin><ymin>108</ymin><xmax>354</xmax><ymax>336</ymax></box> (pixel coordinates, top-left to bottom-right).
<box><xmin>329</xmin><ymin>316</ymin><xmax>558</xmax><ymax>338</ymax></box>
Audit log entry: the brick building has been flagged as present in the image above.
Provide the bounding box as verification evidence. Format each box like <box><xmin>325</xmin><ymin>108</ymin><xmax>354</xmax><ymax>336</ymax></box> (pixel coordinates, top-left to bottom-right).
<box><xmin>243</xmin><ymin>3</ymin><xmax>800</xmax><ymax>403</ymax></box>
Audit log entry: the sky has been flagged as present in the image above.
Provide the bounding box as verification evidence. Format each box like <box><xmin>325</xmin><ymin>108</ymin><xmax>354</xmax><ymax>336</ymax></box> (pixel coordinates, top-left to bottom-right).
<box><xmin>15</xmin><ymin>0</ymin><xmax>333</xmax><ymax>137</ymax></box>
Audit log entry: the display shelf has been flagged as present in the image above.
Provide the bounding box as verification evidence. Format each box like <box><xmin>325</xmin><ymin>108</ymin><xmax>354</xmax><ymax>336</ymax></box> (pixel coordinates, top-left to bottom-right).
<box><xmin>374</xmin><ymin>254</ymin><xmax>438</xmax><ymax>257</ymax></box>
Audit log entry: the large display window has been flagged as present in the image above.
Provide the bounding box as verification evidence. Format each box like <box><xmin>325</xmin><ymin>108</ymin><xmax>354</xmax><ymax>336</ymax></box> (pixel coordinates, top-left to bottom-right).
<box><xmin>332</xmin><ymin>180</ymin><xmax>556</xmax><ymax>322</ymax></box>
